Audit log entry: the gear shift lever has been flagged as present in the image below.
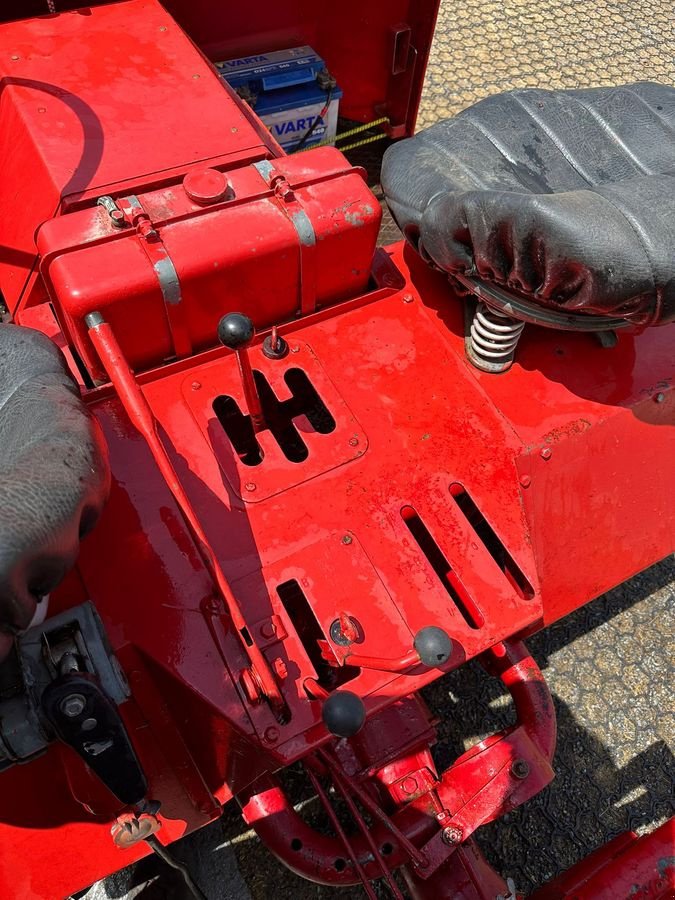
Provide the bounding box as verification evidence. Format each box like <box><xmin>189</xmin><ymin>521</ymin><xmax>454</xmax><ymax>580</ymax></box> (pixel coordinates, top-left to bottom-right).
<box><xmin>217</xmin><ymin>313</ymin><xmax>266</xmax><ymax>432</ymax></box>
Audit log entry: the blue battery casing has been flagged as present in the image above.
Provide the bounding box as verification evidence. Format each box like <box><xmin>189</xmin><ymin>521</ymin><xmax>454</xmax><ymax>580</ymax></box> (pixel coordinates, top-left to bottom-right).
<box><xmin>217</xmin><ymin>46</ymin><xmax>342</xmax><ymax>151</ymax></box>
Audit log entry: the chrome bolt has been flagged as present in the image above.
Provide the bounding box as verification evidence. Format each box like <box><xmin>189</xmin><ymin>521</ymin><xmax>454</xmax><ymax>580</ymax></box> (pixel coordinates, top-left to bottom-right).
<box><xmin>60</xmin><ymin>693</ymin><xmax>86</xmax><ymax>718</ymax></box>
<box><xmin>441</xmin><ymin>825</ymin><xmax>463</xmax><ymax>845</ymax></box>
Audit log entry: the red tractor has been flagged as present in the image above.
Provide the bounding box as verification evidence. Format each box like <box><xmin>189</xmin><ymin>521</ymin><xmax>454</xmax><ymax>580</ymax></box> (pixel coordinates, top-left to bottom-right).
<box><xmin>0</xmin><ymin>2</ymin><xmax>672</xmax><ymax>898</ymax></box>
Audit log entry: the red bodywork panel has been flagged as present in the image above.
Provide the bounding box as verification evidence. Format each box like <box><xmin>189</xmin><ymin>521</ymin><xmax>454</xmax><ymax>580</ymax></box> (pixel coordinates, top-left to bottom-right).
<box><xmin>0</xmin><ymin>3</ymin><xmax>672</xmax><ymax>899</ymax></box>
<box><xmin>5</xmin><ymin>243</ymin><xmax>673</xmax><ymax>898</ymax></box>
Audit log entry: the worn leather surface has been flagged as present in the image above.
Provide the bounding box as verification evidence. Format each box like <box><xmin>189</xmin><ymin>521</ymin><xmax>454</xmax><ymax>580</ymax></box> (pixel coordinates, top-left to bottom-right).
<box><xmin>382</xmin><ymin>82</ymin><xmax>675</xmax><ymax>324</ymax></box>
<box><xmin>0</xmin><ymin>325</ymin><xmax>109</xmax><ymax>660</ymax></box>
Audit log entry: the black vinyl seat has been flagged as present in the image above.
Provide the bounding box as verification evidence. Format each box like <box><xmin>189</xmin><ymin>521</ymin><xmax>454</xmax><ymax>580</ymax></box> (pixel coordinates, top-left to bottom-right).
<box><xmin>382</xmin><ymin>82</ymin><xmax>675</xmax><ymax>326</ymax></box>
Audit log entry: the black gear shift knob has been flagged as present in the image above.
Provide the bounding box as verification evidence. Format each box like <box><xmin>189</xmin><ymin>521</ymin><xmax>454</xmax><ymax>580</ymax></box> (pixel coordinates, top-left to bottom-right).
<box><xmin>216</xmin><ymin>313</ymin><xmax>266</xmax><ymax>432</ymax></box>
<box><xmin>217</xmin><ymin>313</ymin><xmax>255</xmax><ymax>350</ymax></box>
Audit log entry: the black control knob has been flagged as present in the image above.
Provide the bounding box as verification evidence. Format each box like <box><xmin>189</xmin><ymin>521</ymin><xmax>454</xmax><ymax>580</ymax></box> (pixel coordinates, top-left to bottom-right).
<box><xmin>414</xmin><ymin>626</ymin><xmax>453</xmax><ymax>667</ymax></box>
<box><xmin>217</xmin><ymin>313</ymin><xmax>255</xmax><ymax>349</ymax></box>
<box><xmin>322</xmin><ymin>690</ymin><xmax>366</xmax><ymax>738</ymax></box>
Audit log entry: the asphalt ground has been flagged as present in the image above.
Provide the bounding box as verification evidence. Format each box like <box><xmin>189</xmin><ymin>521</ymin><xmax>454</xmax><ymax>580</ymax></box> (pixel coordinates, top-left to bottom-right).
<box><xmin>86</xmin><ymin>1</ymin><xmax>675</xmax><ymax>897</ymax></box>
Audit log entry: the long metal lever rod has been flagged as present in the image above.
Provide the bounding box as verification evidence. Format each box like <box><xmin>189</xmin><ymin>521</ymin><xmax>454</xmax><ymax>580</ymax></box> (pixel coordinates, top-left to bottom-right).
<box><xmin>85</xmin><ymin>312</ymin><xmax>283</xmax><ymax>711</ymax></box>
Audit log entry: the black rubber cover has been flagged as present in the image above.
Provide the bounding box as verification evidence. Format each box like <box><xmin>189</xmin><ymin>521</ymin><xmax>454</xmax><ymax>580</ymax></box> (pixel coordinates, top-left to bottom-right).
<box><xmin>382</xmin><ymin>82</ymin><xmax>675</xmax><ymax>325</ymax></box>
<box><xmin>0</xmin><ymin>325</ymin><xmax>109</xmax><ymax>660</ymax></box>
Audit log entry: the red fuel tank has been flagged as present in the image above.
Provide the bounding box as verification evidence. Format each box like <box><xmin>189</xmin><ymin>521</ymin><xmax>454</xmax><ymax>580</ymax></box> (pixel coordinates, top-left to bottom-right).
<box><xmin>1</xmin><ymin>0</ymin><xmax>381</xmax><ymax>373</ymax></box>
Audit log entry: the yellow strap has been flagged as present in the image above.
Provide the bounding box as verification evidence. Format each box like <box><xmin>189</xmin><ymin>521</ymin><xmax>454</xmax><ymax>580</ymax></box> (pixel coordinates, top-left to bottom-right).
<box><xmin>297</xmin><ymin>117</ymin><xmax>390</xmax><ymax>153</ymax></box>
<box><xmin>335</xmin><ymin>132</ymin><xmax>389</xmax><ymax>153</ymax></box>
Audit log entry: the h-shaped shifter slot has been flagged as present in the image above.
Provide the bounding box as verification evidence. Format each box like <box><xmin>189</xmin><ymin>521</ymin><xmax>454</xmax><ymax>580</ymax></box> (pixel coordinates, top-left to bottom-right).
<box><xmin>213</xmin><ymin>367</ymin><xmax>336</xmax><ymax>466</ymax></box>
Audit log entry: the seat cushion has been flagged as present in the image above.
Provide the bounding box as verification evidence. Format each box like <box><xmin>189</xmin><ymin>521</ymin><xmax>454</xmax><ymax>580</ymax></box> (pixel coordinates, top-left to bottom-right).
<box><xmin>0</xmin><ymin>325</ymin><xmax>109</xmax><ymax>660</ymax></box>
<box><xmin>381</xmin><ymin>82</ymin><xmax>675</xmax><ymax>325</ymax></box>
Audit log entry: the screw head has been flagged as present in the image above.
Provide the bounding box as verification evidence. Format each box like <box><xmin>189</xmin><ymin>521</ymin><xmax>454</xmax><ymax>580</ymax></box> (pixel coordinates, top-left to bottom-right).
<box><xmin>511</xmin><ymin>759</ymin><xmax>530</xmax><ymax>779</ymax></box>
<box><xmin>520</xmin><ymin>474</ymin><xmax>532</xmax><ymax>488</ymax></box>
<box><xmin>655</xmin><ymin>392</ymin><xmax>666</xmax><ymax>403</ymax></box>
<box><xmin>402</xmin><ymin>293</ymin><xmax>414</xmax><ymax>303</ymax></box>
<box><xmin>81</xmin><ymin>717</ymin><xmax>98</xmax><ymax>732</ymax></box>
<box><xmin>341</xmin><ymin>535</ymin><xmax>353</xmax><ymax>545</ymax></box>
<box><xmin>263</xmin><ymin>726</ymin><xmax>280</xmax><ymax>744</ymax></box>
<box><xmin>540</xmin><ymin>447</ymin><xmax>552</xmax><ymax>460</ymax></box>
<box><xmin>60</xmin><ymin>693</ymin><xmax>86</xmax><ymax>718</ymax></box>
<box><xmin>191</xmin><ymin>381</ymin><xmax>201</xmax><ymax>391</ymax></box>
<box><xmin>244</xmin><ymin>482</ymin><xmax>257</xmax><ymax>492</ymax></box>
<box><xmin>348</xmin><ymin>436</ymin><xmax>359</xmax><ymax>447</ymax></box>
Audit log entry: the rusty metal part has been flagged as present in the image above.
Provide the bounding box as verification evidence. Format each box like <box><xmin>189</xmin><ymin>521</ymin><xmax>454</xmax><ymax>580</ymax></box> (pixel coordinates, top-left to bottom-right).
<box><xmin>112</xmin><ymin>813</ymin><xmax>161</xmax><ymax>848</ymax></box>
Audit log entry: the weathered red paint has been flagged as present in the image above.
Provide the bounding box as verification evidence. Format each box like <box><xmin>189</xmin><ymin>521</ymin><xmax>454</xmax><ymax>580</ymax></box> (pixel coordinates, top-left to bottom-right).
<box><xmin>0</xmin><ymin>2</ymin><xmax>673</xmax><ymax>898</ymax></box>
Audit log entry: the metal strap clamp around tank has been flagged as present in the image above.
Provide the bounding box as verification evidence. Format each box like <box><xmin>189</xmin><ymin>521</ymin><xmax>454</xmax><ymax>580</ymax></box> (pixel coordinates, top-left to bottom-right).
<box><xmin>102</xmin><ymin>194</ymin><xmax>193</xmax><ymax>360</ymax></box>
<box><xmin>254</xmin><ymin>160</ymin><xmax>318</xmax><ymax>316</ymax></box>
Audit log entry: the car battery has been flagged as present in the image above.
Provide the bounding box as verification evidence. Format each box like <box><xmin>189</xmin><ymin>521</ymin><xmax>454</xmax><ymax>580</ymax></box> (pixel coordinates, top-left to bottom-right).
<box><xmin>217</xmin><ymin>46</ymin><xmax>342</xmax><ymax>152</ymax></box>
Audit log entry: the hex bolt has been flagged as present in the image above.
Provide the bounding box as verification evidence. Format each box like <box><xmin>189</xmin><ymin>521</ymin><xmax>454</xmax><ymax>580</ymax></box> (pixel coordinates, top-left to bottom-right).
<box><xmin>260</xmin><ymin>621</ymin><xmax>277</xmax><ymax>639</ymax></box>
<box><xmin>272</xmin><ymin>658</ymin><xmax>288</xmax><ymax>680</ymax></box>
<box><xmin>520</xmin><ymin>474</ymin><xmax>532</xmax><ymax>488</ymax></box>
<box><xmin>441</xmin><ymin>825</ymin><xmax>463</xmax><ymax>845</ymax></box>
<box><xmin>540</xmin><ymin>447</ymin><xmax>552</xmax><ymax>460</ymax></box>
<box><xmin>511</xmin><ymin>759</ymin><xmax>530</xmax><ymax>779</ymax></box>
<box><xmin>60</xmin><ymin>693</ymin><xmax>86</xmax><ymax>718</ymax></box>
<box><xmin>401</xmin><ymin>776</ymin><xmax>419</xmax><ymax>795</ymax></box>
